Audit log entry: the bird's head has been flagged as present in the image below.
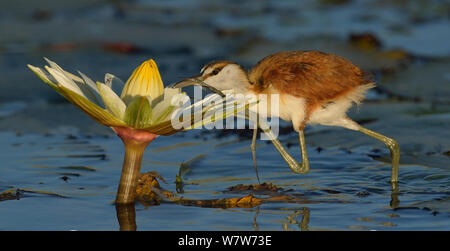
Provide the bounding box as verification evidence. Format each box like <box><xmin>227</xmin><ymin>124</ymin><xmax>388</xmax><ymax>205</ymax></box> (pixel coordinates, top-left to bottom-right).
<box><xmin>173</xmin><ymin>61</ymin><xmax>250</xmax><ymax>94</ymax></box>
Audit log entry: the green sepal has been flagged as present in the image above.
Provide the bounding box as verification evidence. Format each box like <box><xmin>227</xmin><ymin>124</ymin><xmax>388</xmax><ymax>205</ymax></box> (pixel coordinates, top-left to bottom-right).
<box><xmin>141</xmin><ymin>120</ymin><xmax>179</xmax><ymax>136</ymax></box>
<box><xmin>124</xmin><ymin>96</ymin><xmax>153</xmax><ymax>129</ymax></box>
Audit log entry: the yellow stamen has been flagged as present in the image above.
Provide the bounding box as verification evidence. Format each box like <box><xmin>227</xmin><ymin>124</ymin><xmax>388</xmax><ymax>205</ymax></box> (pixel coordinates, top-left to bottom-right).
<box><xmin>121</xmin><ymin>59</ymin><xmax>164</xmax><ymax>101</ymax></box>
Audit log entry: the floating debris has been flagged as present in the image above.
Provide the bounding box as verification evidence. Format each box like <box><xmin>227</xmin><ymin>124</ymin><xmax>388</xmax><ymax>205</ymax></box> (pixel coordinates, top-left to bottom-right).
<box><xmin>226</xmin><ymin>183</ymin><xmax>282</xmax><ymax>193</ymax></box>
<box><xmin>135</xmin><ymin>173</ymin><xmax>277</xmax><ymax>208</ymax></box>
<box><xmin>0</xmin><ymin>189</ymin><xmax>19</xmax><ymax>201</ymax></box>
<box><xmin>135</xmin><ymin>171</ymin><xmax>174</xmax><ymax>205</ymax></box>
<box><xmin>179</xmin><ymin>194</ymin><xmax>262</xmax><ymax>208</ymax></box>
<box><xmin>0</xmin><ymin>188</ymin><xmax>67</xmax><ymax>201</ymax></box>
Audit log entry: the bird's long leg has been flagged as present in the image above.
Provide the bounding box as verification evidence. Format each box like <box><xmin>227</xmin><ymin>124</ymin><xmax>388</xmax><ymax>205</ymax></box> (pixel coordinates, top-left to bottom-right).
<box><xmin>297</xmin><ymin>130</ymin><xmax>310</xmax><ymax>174</ymax></box>
<box><xmin>172</xmin><ymin>80</ymin><xmax>309</xmax><ymax>175</ymax></box>
<box><xmin>250</xmin><ymin>125</ymin><xmax>261</xmax><ymax>184</ymax></box>
<box><xmin>256</xmin><ymin>118</ymin><xmax>309</xmax><ymax>174</ymax></box>
<box><xmin>239</xmin><ymin>113</ymin><xmax>306</xmax><ymax>175</ymax></box>
<box><xmin>356</xmin><ymin>124</ymin><xmax>400</xmax><ymax>185</ymax></box>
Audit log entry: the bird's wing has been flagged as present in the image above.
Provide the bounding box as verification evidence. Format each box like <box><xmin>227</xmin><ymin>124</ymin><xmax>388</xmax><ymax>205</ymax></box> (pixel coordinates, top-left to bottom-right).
<box><xmin>250</xmin><ymin>51</ymin><xmax>372</xmax><ymax>103</ymax></box>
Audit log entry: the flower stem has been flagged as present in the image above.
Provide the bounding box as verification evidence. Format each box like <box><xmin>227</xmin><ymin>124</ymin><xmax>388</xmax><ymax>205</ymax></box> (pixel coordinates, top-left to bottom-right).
<box><xmin>115</xmin><ymin>203</ymin><xmax>137</xmax><ymax>231</ymax></box>
<box><xmin>112</xmin><ymin>126</ymin><xmax>159</xmax><ymax>204</ymax></box>
<box><xmin>116</xmin><ymin>138</ymin><xmax>150</xmax><ymax>204</ymax></box>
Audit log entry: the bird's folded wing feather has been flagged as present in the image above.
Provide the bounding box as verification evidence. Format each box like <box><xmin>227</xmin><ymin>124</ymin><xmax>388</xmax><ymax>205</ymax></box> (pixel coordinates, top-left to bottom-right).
<box><xmin>249</xmin><ymin>51</ymin><xmax>372</xmax><ymax>103</ymax></box>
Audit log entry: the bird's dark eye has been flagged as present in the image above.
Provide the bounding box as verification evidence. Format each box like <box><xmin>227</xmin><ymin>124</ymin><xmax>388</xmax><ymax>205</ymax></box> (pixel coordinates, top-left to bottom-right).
<box><xmin>212</xmin><ymin>68</ymin><xmax>220</xmax><ymax>75</ymax></box>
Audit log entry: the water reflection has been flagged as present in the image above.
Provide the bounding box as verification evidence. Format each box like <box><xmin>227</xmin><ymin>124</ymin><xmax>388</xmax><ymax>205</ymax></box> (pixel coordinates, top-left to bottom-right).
<box><xmin>252</xmin><ymin>206</ymin><xmax>260</xmax><ymax>231</ymax></box>
<box><xmin>282</xmin><ymin>208</ymin><xmax>310</xmax><ymax>231</ymax></box>
<box><xmin>115</xmin><ymin>183</ymin><xmax>400</xmax><ymax>231</ymax></box>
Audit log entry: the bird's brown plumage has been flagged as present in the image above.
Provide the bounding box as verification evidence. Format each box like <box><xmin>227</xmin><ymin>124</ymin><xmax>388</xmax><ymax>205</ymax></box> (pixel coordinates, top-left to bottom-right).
<box><xmin>249</xmin><ymin>51</ymin><xmax>372</xmax><ymax>97</ymax></box>
<box><xmin>247</xmin><ymin>51</ymin><xmax>373</xmax><ymax>124</ymax></box>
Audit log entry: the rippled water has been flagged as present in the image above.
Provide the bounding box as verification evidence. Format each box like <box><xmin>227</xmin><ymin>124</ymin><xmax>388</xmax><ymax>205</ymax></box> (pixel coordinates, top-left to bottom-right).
<box><xmin>0</xmin><ymin>129</ymin><xmax>448</xmax><ymax>230</ymax></box>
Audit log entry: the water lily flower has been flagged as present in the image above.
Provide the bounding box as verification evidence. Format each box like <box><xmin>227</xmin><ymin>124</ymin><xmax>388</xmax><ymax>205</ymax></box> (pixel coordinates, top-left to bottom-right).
<box><xmin>27</xmin><ymin>58</ymin><xmax>249</xmax><ymax>204</ymax></box>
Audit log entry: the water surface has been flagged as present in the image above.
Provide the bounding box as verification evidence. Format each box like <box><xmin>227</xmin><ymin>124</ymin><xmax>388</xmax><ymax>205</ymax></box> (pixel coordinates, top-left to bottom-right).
<box><xmin>1</xmin><ymin>130</ymin><xmax>448</xmax><ymax>230</ymax></box>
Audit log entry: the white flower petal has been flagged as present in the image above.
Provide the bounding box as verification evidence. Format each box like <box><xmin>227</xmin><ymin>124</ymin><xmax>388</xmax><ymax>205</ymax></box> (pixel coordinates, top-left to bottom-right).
<box><xmin>149</xmin><ymin>88</ymin><xmax>189</xmax><ymax>124</ymax></box>
<box><xmin>63</xmin><ymin>69</ymin><xmax>84</xmax><ymax>83</ymax></box>
<box><xmin>43</xmin><ymin>58</ymin><xmax>102</xmax><ymax>104</ymax></box>
<box><xmin>44</xmin><ymin>57</ymin><xmax>65</xmax><ymax>72</ymax></box>
<box><xmin>97</xmin><ymin>82</ymin><xmax>126</xmax><ymax>120</ymax></box>
<box><xmin>44</xmin><ymin>57</ymin><xmax>83</xmax><ymax>82</ymax></box>
<box><xmin>77</xmin><ymin>71</ymin><xmax>103</xmax><ymax>106</ymax></box>
<box><xmin>177</xmin><ymin>92</ymin><xmax>221</xmax><ymax>114</ymax></box>
<box><xmin>27</xmin><ymin>65</ymin><xmax>55</xmax><ymax>85</ymax></box>
<box><xmin>183</xmin><ymin>93</ymin><xmax>251</xmax><ymax>130</ymax></box>
<box><xmin>45</xmin><ymin>66</ymin><xmax>86</xmax><ymax>98</ymax></box>
<box><xmin>151</xmin><ymin>98</ymin><xmax>173</xmax><ymax>123</ymax></box>
<box><xmin>163</xmin><ymin>87</ymin><xmax>180</xmax><ymax>98</ymax></box>
<box><xmin>105</xmin><ymin>73</ymin><xmax>125</xmax><ymax>95</ymax></box>
<box><xmin>78</xmin><ymin>71</ymin><xmax>98</xmax><ymax>92</ymax></box>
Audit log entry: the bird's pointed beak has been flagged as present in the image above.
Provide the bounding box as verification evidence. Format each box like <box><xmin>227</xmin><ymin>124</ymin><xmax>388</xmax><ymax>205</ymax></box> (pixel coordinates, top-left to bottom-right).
<box><xmin>171</xmin><ymin>77</ymin><xmax>198</xmax><ymax>89</ymax></box>
<box><xmin>171</xmin><ymin>77</ymin><xmax>225</xmax><ymax>97</ymax></box>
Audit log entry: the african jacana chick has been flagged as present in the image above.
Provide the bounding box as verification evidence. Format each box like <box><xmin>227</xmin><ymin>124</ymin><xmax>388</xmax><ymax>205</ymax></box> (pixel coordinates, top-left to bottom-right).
<box><xmin>175</xmin><ymin>51</ymin><xmax>400</xmax><ymax>184</ymax></box>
